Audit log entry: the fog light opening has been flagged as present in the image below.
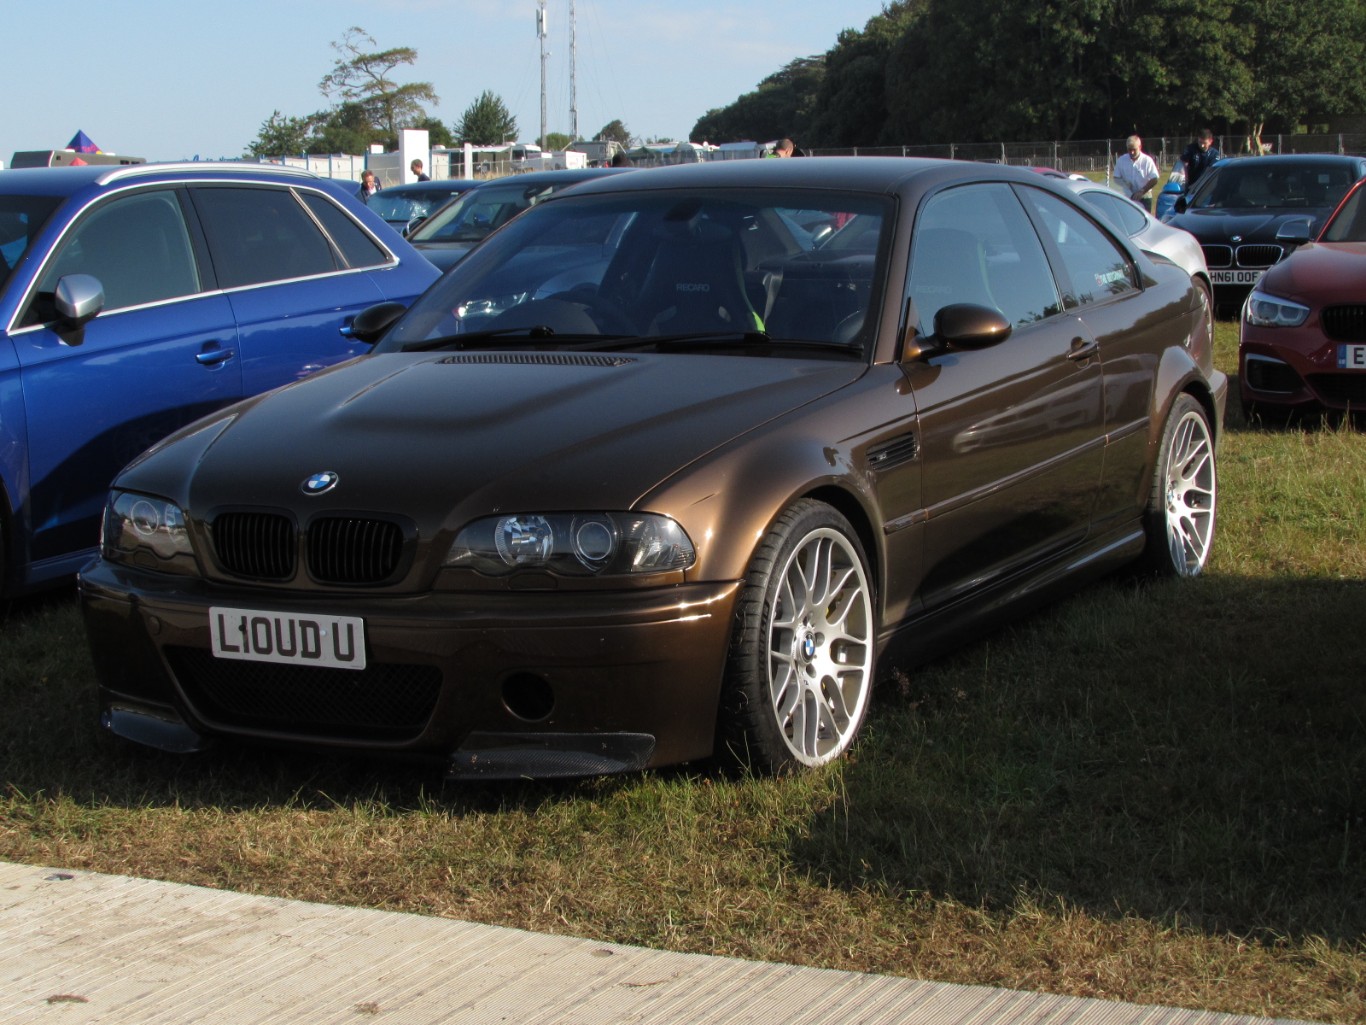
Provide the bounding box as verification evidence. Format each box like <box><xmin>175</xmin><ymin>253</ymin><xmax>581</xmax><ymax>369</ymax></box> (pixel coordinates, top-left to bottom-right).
<box><xmin>501</xmin><ymin>673</ymin><xmax>555</xmax><ymax>722</ymax></box>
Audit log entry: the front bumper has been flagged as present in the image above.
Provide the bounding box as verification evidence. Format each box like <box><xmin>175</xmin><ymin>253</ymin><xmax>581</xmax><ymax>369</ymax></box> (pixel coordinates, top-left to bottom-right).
<box><xmin>1240</xmin><ymin>328</ymin><xmax>1366</xmax><ymax>412</ymax></box>
<box><xmin>79</xmin><ymin>559</ymin><xmax>742</xmax><ymax>777</ymax></box>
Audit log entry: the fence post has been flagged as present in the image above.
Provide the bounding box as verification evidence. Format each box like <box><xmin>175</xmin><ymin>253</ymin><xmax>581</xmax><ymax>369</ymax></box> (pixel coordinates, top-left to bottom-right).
<box><xmin>1341</xmin><ymin>133</ymin><xmax>1346</xmax><ymax>155</ymax></box>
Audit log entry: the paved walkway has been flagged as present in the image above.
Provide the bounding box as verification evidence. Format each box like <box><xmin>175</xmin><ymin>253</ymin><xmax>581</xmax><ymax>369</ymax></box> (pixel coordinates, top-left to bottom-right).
<box><xmin>0</xmin><ymin>861</ymin><xmax>1318</xmax><ymax>1025</ymax></box>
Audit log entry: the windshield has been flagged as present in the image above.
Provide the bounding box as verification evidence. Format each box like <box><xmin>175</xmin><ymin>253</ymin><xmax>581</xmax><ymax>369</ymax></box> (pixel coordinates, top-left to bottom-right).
<box><xmin>380</xmin><ymin>188</ymin><xmax>892</xmax><ymax>359</ymax></box>
<box><xmin>0</xmin><ymin>194</ymin><xmax>63</xmax><ymax>295</ymax></box>
<box><xmin>1322</xmin><ymin>183</ymin><xmax>1366</xmax><ymax>242</ymax></box>
<box><xmin>367</xmin><ymin>187</ymin><xmax>468</xmax><ymax>224</ymax></box>
<box><xmin>1189</xmin><ymin>161</ymin><xmax>1359</xmax><ymax>211</ymax></box>
<box><xmin>408</xmin><ymin>180</ymin><xmax>564</xmax><ymax>244</ymax></box>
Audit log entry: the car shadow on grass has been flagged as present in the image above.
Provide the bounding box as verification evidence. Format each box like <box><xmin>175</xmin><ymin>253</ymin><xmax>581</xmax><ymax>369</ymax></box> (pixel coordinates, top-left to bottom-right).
<box><xmin>789</xmin><ymin>571</ymin><xmax>1366</xmax><ymax>946</ymax></box>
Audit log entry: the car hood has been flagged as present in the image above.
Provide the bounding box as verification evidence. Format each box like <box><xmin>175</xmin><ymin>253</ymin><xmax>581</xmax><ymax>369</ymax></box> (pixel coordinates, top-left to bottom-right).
<box><xmin>409</xmin><ymin>241</ymin><xmax>474</xmax><ymax>272</ymax></box>
<box><xmin>1256</xmin><ymin>241</ymin><xmax>1366</xmax><ymax>303</ymax></box>
<box><xmin>122</xmin><ymin>351</ymin><xmax>865</xmax><ymax>526</ymax></box>
<box><xmin>1164</xmin><ymin>206</ymin><xmax>1333</xmax><ymax>242</ymax></box>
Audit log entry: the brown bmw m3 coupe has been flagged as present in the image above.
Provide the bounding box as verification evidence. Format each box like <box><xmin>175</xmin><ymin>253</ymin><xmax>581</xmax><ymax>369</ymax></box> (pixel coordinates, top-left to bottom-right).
<box><xmin>80</xmin><ymin>158</ymin><xmax>1227</xmax><ymax>778</ymax></box>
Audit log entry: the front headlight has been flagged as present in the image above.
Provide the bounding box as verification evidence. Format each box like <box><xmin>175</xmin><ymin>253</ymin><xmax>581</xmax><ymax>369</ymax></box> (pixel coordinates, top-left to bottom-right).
<box><xmin>101</xmin><ymin>490</ymin><xmax>197</xmax><ymax>574</ymax></box>
<box><xmin>1244</xmin><ymin>290</ymin><xmax>1310</xmax><ymax>328</ymax></box>
<box><xmin>446</xmin><ymin>512</ymin><xmax>695</xmax><ymax>577</ymax></box>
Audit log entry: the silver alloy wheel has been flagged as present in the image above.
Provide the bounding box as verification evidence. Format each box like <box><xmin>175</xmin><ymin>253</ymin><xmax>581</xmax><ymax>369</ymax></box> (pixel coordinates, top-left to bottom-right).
<box><xmin>765</xmin><ymin>526</ymin><xmax>874</xmax><ymax>766</ymax></box>
<box><xmin>1162</xmin><ymin>407</ymin><xmax>1217</xmax><ymax>575</ymax></box>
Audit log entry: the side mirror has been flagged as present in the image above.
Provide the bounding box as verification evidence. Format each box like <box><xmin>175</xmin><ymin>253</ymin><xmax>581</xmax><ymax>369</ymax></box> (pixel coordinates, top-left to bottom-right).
<box><xmin>1275</xmin><ymin>217</ymin><xmax>1314</xmax><ymax>245</ymax></box>
<box><xmin>53</xmin><ymin>274</ymin><xmax>105</xmax><ymax>346</ymax></box>
<box><xmin>901</xmin><ymin>303</ymin><xmax>1012</xmax><ymax>362</ymax></box>
<box><xmin>343</xmin><ymin>301</ymin><xmax>407</xmax><ymax>346</ymax></box>
<box><xmin>1174</xmin><ymin>196</ymin><xmax>1188</xmax><ymax>214</ymax></box>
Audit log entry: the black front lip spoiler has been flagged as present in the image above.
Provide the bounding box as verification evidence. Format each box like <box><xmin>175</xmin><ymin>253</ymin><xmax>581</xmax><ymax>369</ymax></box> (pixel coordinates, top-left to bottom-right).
<box><xmin>101</xmin><ymin>701</ymin><xmax>656</xmax><ymax>780</ymax></box>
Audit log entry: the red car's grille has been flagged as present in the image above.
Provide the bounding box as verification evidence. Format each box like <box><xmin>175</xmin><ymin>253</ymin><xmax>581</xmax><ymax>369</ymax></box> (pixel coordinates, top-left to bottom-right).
<box><xmin>1322</xmin><ymin>304</ymin><xmax>1366</xmax><ymax>342</ymax></box>
<box><xmin>211</xmin><ymin>512</ymin><xmax>408</xmax><ymax>584</ymax></box>
<box><xmin>165</xmin><ymin>647</ymin><xmax>441</xmax><ymax>741</ymax></box>
<box><xmin>1307</xmin><ymin>373</ymin><xmax>1366</xmax><ymax>407</ymax></box>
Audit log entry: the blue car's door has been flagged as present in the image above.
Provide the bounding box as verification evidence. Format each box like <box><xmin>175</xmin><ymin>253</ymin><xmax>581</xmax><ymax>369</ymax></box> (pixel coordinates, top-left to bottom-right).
<box><xmin>187</xmin><ymin>185</ymin><xmax>390</xmax><ymax>396</ymax></box>
<box><xmin>11</xmin><ymin>188</ymin><xmax>242</xmax><ymax>570</ymax></box>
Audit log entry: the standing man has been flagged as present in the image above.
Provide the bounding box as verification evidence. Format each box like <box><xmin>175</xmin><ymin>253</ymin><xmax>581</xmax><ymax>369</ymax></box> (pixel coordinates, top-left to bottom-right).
<box><xmin>1176</xmin><ymin>129</ymin><xmax>1221</xmax><ymax>192</ymax></box>
<box><xmin>1114</xmin><ymin>135</ymin><xmax>1159</xmax><ymax>207</ymax></box>
<box><xmin>410</xmin><ymin>159</ymin><xmax>430</xmax><ymax>181</ymax></box>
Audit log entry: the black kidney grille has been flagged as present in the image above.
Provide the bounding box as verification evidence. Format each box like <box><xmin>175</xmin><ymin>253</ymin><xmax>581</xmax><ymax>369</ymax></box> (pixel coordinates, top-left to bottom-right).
<box><xmin>165</xmin><ymin>647</ymin><xmax>441</xmax><ymax>741</ymax></box>
<box><xmin>1322</xmin><ymin>305</ymin><xmax>1366</xmax><ymax>342</ymax></box>
<box><xmin>1235</xmin><ymin>244</ymin><xmax>1283</xmax><ymax>268</ymax></box>
<box><xmin>213</xmin><ymin>512</ymin><xmax>295</xmax><ymax>580</ymax></box>
<box><xmin>1201</xmin><ymin>244</ymin><xmax>1233</xmax><ymax>268</ymax></box>
<box><xmin>308</xmin><ymin>517</ymin><xmax>405</xmax><ymax>584</ymax></box>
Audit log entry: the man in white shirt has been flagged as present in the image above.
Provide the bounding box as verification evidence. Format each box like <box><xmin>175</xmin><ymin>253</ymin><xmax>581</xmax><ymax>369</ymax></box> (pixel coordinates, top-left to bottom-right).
<box><xmin>1114</xmin><ymin>135</ymin><xmax>1160</xmax><ymax>207</ymax></box>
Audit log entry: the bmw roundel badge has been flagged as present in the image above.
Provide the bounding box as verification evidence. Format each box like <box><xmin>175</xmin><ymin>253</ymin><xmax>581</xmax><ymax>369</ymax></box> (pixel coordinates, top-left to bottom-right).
<box><xmin>302</xmin><ymin>471</ymin><xmax>340</xmax><ymax>496</ymax></box>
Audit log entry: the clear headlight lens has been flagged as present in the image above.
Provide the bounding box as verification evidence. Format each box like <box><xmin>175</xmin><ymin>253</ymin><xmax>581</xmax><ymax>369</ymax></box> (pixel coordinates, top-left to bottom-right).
<box><xmin>1244</xmin><ymin>290</ymin><xmax>1309</xmax><ymax>328</ymax></box>
<box><xmin>102</xmin><ymin>490</ymin><xmax>197</xmax><ymax>574</ymax></box>
<box><xmin>447</xmin><ymin>512</ymin><xmax>695</xmax><ymax>577</ymax></box>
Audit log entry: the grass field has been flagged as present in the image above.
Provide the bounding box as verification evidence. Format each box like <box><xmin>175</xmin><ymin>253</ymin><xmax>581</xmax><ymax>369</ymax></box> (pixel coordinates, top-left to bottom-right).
<box><xmin>1</xmin><ymin>321</ymin><xmax>1363</xmax><ymax>1023</ymax></box>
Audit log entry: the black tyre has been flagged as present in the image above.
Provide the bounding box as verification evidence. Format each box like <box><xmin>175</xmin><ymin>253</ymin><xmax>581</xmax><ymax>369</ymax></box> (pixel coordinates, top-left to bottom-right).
<box><xmin>719</xmin><ymin>500</ymin><xmax>875</xmax><ymax>773</ymax></box>
<box><xmin>1144</xmin><ymin>394</ymin><xmax>1217</xmax><ymax>576</ymax></box>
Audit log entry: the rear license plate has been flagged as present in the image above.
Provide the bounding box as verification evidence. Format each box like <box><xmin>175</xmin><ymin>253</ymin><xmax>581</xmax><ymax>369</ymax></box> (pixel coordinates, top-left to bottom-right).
<box><xmin>1210</xmin><ymin>269</ymin><xmax>1263</xmax><ymax>286</ymax></box>
<box><xmin>210</xmin><ymin>607</ymin><xmax>367</xmax><ymax>670</ymax></box>
<box><xmin>1338</xmin><ymin>344</ymin><xmax>1366</xmax><ymax>370</ymax></box>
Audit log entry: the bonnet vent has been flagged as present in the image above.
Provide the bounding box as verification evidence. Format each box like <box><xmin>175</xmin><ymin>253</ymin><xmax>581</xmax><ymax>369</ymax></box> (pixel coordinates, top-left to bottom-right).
<box><xmin>437</xmin><ymin>353</ymin><xmax>637</xmax><ymax>367</ymax></box>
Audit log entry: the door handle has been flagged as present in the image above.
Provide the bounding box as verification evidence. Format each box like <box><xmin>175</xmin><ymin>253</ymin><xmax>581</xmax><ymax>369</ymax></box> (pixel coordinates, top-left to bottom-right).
<box><xmin>1066</xmin><ymin>337</ymin><xmax>1099</xmax><ymax>362</ymax></box>
<box><xmin>195</xmin><ymin>344</ymin><xmax>236</xmax><ymax>366</ymax></box>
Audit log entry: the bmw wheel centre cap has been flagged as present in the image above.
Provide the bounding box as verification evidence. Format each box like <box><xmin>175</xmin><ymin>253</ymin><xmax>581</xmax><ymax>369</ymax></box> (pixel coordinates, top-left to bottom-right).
<box><xmin>302</xmin><ymin>471</ymin><xmax>339</xmax><ymax>495</ymax></box>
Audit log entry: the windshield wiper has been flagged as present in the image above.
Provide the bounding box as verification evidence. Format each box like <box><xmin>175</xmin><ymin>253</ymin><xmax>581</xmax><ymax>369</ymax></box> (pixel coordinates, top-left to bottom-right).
<box><xmin>400</xmin><ymin>325</ymin><xmax>566</xmax><ymax>352</ymax></box>
<box><xmin>587</xmin><ymin>330</ymin><xmax>860</xmax><ymax>356</ymax></box>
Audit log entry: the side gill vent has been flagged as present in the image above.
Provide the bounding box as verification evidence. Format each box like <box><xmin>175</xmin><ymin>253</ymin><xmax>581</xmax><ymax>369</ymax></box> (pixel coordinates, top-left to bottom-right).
<box><xmin>437</xmin><ymin>353</ymin><xmax>637</xmax><ymax>367</ymax></box>
<box><xmin>867</xmin><ymin>433</ymin><xmax>919</xmax><ymax>471</ymax></box>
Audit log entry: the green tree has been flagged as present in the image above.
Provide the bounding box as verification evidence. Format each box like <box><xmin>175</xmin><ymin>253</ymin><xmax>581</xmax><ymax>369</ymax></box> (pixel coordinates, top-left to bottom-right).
<box><xmin>410</xmin><ymin>115</ymin><xmax>455</xmax><ymax>149</ymax></box>
<box><xmin>544</xmin><ymin>132</ymin><xmax>573</xmax><ymax>151</ymax></box>
<box><xmin>319</xmin><ymin>26</ymin><xmax>440</xmax><ymax>148</ymax></box>
<box><xmin>690</xmin><ymin>57</ymin><xmax>825</xmax><ymax>144</ymax></box>
<box><xmin>596</xmin><ymin>120</ymin><xmax>632</xmax><ymax>146</ymax></box>
<box><xmin>246</xmin><ymin>110</ymin><xmax>312</xmax><ymax>158</ymax></box>
<box><xmin>455</xmin><ymin>91</ymin><xmax>519</xmax><ymax>145</ymax></box>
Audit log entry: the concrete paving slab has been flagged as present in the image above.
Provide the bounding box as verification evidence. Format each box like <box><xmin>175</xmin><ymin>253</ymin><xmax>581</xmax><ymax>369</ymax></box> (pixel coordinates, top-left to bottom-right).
<box><xmin>0</xmin><ymin>861</ymin><xmax>1320</xmax><ymax>1025</ymax></box>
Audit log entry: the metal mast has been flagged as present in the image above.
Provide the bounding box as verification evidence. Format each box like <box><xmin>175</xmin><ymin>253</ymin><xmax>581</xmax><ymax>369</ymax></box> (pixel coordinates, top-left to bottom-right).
<box><xmin>537</xmin><ymin>0</ymin><xmax>549</xmax><ymax>149</ymax></box>
<box><xmin>569</xmin><ymin>0</ymin><xmax>578</xmax><ymax>140</ymax></box>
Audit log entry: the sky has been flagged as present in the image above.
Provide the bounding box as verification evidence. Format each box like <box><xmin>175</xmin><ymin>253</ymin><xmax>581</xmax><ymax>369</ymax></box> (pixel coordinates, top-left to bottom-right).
<box><xmin>3</xmin><ymin>0</ymin><xmax>891</xmax><ymax>164</ymax></box>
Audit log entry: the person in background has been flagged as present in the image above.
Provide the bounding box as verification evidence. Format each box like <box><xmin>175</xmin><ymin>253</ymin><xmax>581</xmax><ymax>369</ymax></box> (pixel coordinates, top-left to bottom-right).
<box><xmin>1114</xmin><ymin>135</ymin><xmax>1159</xmax><ymax>208</ymax></box>
<box><xmin>410</xmin><ymin>159</ymin><xmax>430</xmax><ymax>181</ymax></box>
<box><xmin>1175</xmin><ymin>129</ymin><xmax>1221</xmax><ymax>192</ymax></box>
<box><xmin>360</xmin><ymin>170</ymin><xmax>380</xmax><ymax>204</ymax></box>
<box><xmin>771</xmin><ymin>138</ymin><xmax>795</xmax><ymax>158</ymax></box>
<box><xmin>610</xmin><ymin>151</ymin><xmax>633</xmax><ymax>167</ymax></box>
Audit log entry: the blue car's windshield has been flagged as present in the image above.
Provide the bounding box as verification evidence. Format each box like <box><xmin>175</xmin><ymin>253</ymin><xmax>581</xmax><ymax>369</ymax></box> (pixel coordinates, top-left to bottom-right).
<box><xmin>382</xmin><ymin>188</ymin><xmax>892</xmax><ymax>359</ymax></box>
<box><xmin>0</xmin><ymin>194</ymin><xmax>63</xmax><ymax>295</ymax></box>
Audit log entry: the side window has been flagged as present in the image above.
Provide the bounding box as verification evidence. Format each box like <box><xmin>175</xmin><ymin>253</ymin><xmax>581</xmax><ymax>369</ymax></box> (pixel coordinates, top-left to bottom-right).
<box><xmin>1018</xmin><ymin>187</ymin><xmax>1138</xmax><ymax>308</ymax></box>
<box><xmin>191</xmin><ymin>186</ymin><xmax>337</xmax><ymax>289</ymax></box>
<box><xmin>909</xmin><ymin>183</ymin><xmax>1062</xmax><ymax>333</ymax></box>
<box><xmin>1079</xmin><ymin>191</ymin><xmax>1147</xmax><ymax>238</ymax></box>
<box><xmin>298</xmin><ymin>191</ymin><xmax>391</xmax><ymax>269</ymax></box>
<box><xmin>36</xmin><ymin>190</ymin><xmax>199</xmax><ymax>313</ymax></box>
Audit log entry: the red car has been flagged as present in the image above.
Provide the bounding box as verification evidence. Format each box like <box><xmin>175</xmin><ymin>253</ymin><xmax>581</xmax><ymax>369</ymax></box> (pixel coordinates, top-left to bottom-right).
<box><xmin>1239</xmin><ymin>177</ymin><xmax>1366</xmax><ymax>417</ymax></box>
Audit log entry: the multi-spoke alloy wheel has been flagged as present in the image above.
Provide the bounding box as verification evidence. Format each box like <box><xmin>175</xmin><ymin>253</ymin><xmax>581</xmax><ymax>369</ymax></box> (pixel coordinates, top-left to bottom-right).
<box><xmin>1147</xmin><ymin>394</ymin><xmax>1217</xmax><ymax>577</ymax></box>
<box><xmin>720</xmin><ymin>500</ymin><xmax>874</xmax><ymax>772</ymax></box>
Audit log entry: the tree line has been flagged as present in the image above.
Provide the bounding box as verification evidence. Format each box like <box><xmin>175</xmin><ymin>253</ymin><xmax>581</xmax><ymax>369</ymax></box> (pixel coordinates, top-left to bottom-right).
<box><xmin>246</xmin><ymin>27</ymin><xmax>634</xmax><ymax>158</ymax></box>
<box><xmin>691</xmin><ymin>0</ymin><xmax>1366</xmax><ymax>151</ymax></box>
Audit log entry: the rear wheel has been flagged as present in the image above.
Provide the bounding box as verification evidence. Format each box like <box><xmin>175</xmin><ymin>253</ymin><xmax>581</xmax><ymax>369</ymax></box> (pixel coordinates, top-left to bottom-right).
<box><xmin>719</xmin><ymin>500</ymin><xmax>875</xmax><ymax>773</ymax></box>
<box><xmin>1144</xmin><ymin>394</ymin><xmax>1217</xmax><ymax>576</ymax></box>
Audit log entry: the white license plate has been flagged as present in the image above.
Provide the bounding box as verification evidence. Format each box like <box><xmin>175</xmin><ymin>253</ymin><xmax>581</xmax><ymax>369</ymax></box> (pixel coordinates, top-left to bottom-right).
<box><xmin>210</xmin><ymin>607</ymin><xmax>367</xmax><ymax>670</ymax></box>
<box><xmin>1210</xmin><ymin>268</ymin><xmax>1263</xmax><ymax>286</ymax></box>
<box><xmin>1339</xmin><ymin>344</ymin><xmax>1366</xmax><ymax>370</ymax></box>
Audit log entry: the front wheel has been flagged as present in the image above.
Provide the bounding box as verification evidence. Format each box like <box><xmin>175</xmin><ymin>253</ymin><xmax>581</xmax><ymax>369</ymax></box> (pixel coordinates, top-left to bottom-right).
<box><xmin>719</xmin><ymin>500</ymin><xmax>875</xmax><ymax>773</ymax></box>
<box><xmin>1144</xmin><ymin>394</ymin><xmax>1217</xmax><ymax>576</ymax></box>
